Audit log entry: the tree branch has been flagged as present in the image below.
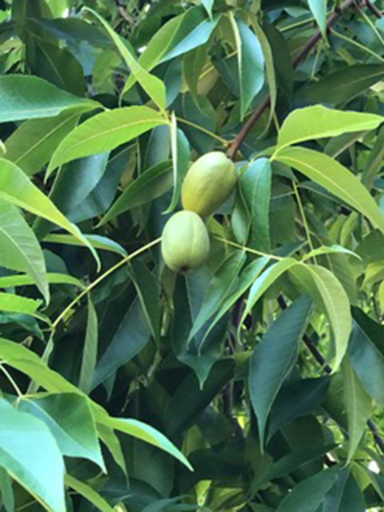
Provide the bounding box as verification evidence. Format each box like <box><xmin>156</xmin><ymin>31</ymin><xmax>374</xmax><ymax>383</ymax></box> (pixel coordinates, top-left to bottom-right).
<box><xmin>365</xmin><ymin>0</ymin><xmax>383</xmax><ymax>18</ymax></box>
<box><xmin>228</xmin><ymin>0</ymin><xmax>362</xmax><ymax>159</ymax></box>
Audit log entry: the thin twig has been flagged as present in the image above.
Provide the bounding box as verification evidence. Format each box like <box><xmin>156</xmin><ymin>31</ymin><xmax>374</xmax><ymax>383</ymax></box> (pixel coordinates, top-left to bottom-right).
<box><xmin>366</xmin><ymin>0</ymin><xmax>383</xmax><ymax>18</ymax></box>
<box><xmin>228</xmin><ymin>0</ymin><xmax>362</xmax><ymax>158</ymax></box>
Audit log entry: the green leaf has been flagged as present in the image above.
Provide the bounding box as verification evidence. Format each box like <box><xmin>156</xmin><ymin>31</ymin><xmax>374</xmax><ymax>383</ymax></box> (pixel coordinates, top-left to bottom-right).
<box><xmin>84</xmin><ymin>7</ymin><xmax>166</xmax><ymax>112</ymax></box>
<box><xmin>277</xmin><ymin>466</ymin><xmax>340</xmax><ymax>512</ymax></box>
<box><xmin>189</xmin><ymin>250</ymin><xmax>246</xmax><ymax>342</ymax></box>
<box><xmin>0</xmin><ymin>467</ymin><xmax>14</xmax><ymax>512</ymax></box>
<box><xmin>362</xmin><ymin>126</ymin><xmax>384</xmax><ymax>190</ymax></box>
<box><xmin>0</xmin><ymin>159</ymin><xmax>99</xmax><ymax>268</ymax></box>
<box><xmin>79</xmin><ymin>298</ymin><xmax>98</xmax><ymax>395</ymax></box>
<box><xmin>0</xmin><ymin>293</ymin><xmax>42</xmax><ymax>316</ymax></box>
<box><xmin>18</xmin><ymin>393</ymin><xmax>105</xmax><ymax>470</ymax></box>
<box><xmin>96</xmin><ymin>415</ymin><xmax>193</xmax><ymax>471</ymax></box>
<box><xmin>124</xmin><ymin>7</ymin><xmax>208</xmax><ymax>94</ymax></box>
<box><xmin>202</xmin><ymin>0</ymin><xmax>215</xmax><ymax>17</ymax></box>
<box><xmin>165</xmin><ymin>117</ymin><xmax>190</xmax><ymax>213</ymax></box>
<box><xmin>173</xmin><ymin>269</ymin><xmax>227</xmax><ymax>386</ymax></box>
<box><xmin>0</xmin><ymin>201</ymin><xmax>48</xmax><ymax>302</ymax></box>
<box><xmin>251</xmin><ymin>19</ymin><xmax>277</xmax><ymax>131</ymax></box>
<box><xmin>0</xmin><ymin>272</ymin><xmax>84</xmax><ymax>290</ymax></box>
<box><xmin>308</xmin><ymin>0</ymin><xmax>327</xmax><ymax>37</ymax></box>
<box><xmin>205</xmin><ymin>256</ymin><xmax>270</xmax><ymax>345</ymax></box>
<box><xmin>290</xmin><ymin>264</ymin><xmax>352</xmax><ymax>371</ymax></box>
<box><xmin>276</xmin><ymin>106</ymin><xmax>383</xmax><ymax>152</ymax></box>
<box><xmin>342</xmin><ymin>359</ymin><xmax>372</xmax><ymax>463</ymax></box>
<box><xmin>349</xmin><ymin>309</ymin><xmax>384</xmax><ymax>405</ymax></box>
<box><xmin>93</xmin><ymin>299</ymin><xmax>150</xmax><ymax>388</ymax></box>
<box><xmin>0</xmin><ymin>337</ymin><xmax>80</xmax><ymax>396</ymax></box>
<box><xmin>0</xmin><ymin>75</ymin><xmax>96</xmax><ymax>122</ymax></box>
<box><xmin>97</xmin><ymin>423</ymin><xmax>127</xmax><ymax>476</ymax></box>
<box><xmin>44</xmin><ymin>234</ymin><xmax>127</xmax><ymax>257</ymax></box>
<box><xmin>239</xmin><ymin>258</ymin><xmax>298</xmax><ymax>330</ymax></box>
<box><xmin>240</xmin><ymin>158</ymin><xmax>271</xmax><ymax>252</ymax></box>
<box><xmin>324</xmin><ymin>470</ymin><xmax>366</xmax><ymax>512</ymax></box>
<box><xmin>160</xmin><ymin>12</ymin><xmax>219</xmax><ymax>63</ymax></box>
<box><xmin>231</xmin><ymin>17</ymin><xmax>265</xmax><ymax>119</ymax></box>
<box><xmin>4</xmin><ymin>108</ymin><xmax>83</xmax><ymax>176</ymax></box>
<box><xmin>64</xmin><ymin>474</ymin><xmax>114</xmax><ymax>512</ymax></box>
<box><xmin>128</xmin><ymin>261</ymin><xmax>161</xmax><ymax>343</ymax></box>
<box><xmin>249</xmin><ymin>296</ymin><xmax>312</xmax><ymax>448</ymax></box>
<box><xmin>27</xmin><ymin>37</ymin><xmax>85</xmax><ymax>96</ymax></box>
<box><xmin>275</xmin><ymin>147</ymin><xmax>384</xmax><ymax>233</ymax></box>
<box><xmin>269</xmin><ymin>378</ymin><xmax>330</xmax><ymax>440</ymax></box>
<box><xmin>99</xmin><ymin>160</ymin><xmax>173</xmax><ymax>225</ymax></box>
<box><xmin>48</xmin><ymin>106</ymin><xmax>167</xmax><ymax>175</ymax></box>
<box><xmin>301</xmin><ymin>244</ymin><xmax>360</xmax><ymax>262</ymax></box>
<box><xmin>0</xmin><ymin>400</ymin><xmax>65</xmax><ymax>512</ymax></box>
<box><xmin>301</xmin><ymin>64</ymin><xmax>384</xmax><ymax>105</ymax></box>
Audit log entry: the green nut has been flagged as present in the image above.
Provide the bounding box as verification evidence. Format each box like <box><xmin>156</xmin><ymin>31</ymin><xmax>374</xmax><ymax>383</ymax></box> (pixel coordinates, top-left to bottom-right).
<box><xmin>181</xmin><ymin>151</ymin><xmax>237</xmax><ymax>217</ymax></box>
<box><xmin>161</xmin><ymin>211</ymin><xmax>210</xmax><ymax>273</ymax></box>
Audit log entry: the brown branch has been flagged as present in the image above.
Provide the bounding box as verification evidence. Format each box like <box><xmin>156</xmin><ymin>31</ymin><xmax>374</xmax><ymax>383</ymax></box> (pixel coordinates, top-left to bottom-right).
<box><xmin>277</xmin><ymin>296</ymin><xmax>384</xmax><ymax>454</ymax></box>
<box><xmin>228</xmin><ymin>0</ymin><xmax>362</xmax><ymax>159</ymax></box>
<box><xmin>365</xmin><ymin>0</ymin><xmax>383</xmax><ymax>18</ymax></box>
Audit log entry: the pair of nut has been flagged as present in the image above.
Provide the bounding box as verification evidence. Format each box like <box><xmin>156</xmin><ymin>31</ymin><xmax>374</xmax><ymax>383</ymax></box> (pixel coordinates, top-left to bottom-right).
<box><xmin>161</xmin><ymin>152</ymin><xmax>237</xmax><ymax>273</ymax></box>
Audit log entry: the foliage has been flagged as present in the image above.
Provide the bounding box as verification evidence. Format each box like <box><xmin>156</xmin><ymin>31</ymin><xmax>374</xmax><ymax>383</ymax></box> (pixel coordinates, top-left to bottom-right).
<box><xmin>0</xmin><ymin>0</ymin><xmax>383</xmax><ymax>510</ymax></box>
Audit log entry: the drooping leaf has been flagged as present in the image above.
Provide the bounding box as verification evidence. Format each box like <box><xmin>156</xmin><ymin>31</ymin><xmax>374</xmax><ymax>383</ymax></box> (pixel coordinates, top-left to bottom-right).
<box><xmin>79</xmin><ymin>298</ymin><xmax>99</xmax><ymax>395</ymax></box>
<box><xmin>230</xmin><ymin>16</ymin><xmax>265</xmax><ymax>119</ymax></box>
<box><xmin>165</xmin><ymin>117</ymin><xmax>190</xmax><ymax>213</ymax></box>
<box><xmin>18</xmin><ymin>393</ymin><xmax>105</xmax><ymax>470</ymax></box>
<box><xmin>249</xmin><ymin>296</ymin><xmax>312</xmax><ymax>448</ymax></box>
<box><xmin>0</xmin><ymin>400</ymin><xmax>65</xmax><ymax>512</ymax></box>
<box><xmin>0</xmin><ymin>201</ymin><xmax>48</xmax><ymax>302</ymax></box>
<box><xmin>65</xmin><ymin>474</ymin><xmax>114</xmax><ymax>512</ymax></box>
<box><xmin>95</xmin><ymin>414</ymin><xmax>193</xmax><ymax>471</ymax></box>
<box><xmin>290</xmin><ymin>264</ymin><xmax>352</xmax><ymax>371</ymax></box>
<box><xmin>342</xmin><ymin>359</ymin><xmax>372</xmax><ymax>463</ymax></box>
<box><xmin>240</xmin><ymin>158</ymin><xmax>271</xmax><ymax>252</ymax></box>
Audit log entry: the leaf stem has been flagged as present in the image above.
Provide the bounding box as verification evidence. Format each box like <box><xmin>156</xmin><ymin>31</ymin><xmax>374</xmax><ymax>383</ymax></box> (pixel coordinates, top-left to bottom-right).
<box><xmin>176</xmin><ymin>117</ymin><xmax>229</xmax><ymax>146</ymax></box>
<box><xmin>214</xmin><ymin>236</ymin><xmax>282</xmax><ymax>260</ymax></box>
<box><xmin>51</xmin><ymin>237</ymin><xmax>162</xmax><ymax>330</ymax></box>
<box><xmin>0</xmin><ymin>364</ymin><xmax>23</xmax><ymax>397</ymax></box>
<box><xmin>330</xmin><ymin>28</ymin><xmax>384</xmax><ymax>61</ymax></box>
<box><xmin>292</xmin><ymin>181</ymin><xmax>317</xmax><ymax>262</ymax></box>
